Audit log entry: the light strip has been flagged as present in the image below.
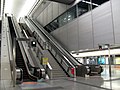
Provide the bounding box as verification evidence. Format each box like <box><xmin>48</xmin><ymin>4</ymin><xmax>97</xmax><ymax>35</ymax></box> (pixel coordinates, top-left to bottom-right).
<box><xmin>71</xmin><ymin>49</ymin><xmax>120</xmax><ymax>57</ymax></box>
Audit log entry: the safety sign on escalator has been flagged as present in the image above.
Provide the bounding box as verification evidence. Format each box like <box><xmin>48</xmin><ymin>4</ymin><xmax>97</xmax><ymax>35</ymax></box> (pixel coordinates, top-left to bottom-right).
<box><xmin>42</xmin><ymin>57</ymin><xmax>48</xmax><ymax>65</ymax></box>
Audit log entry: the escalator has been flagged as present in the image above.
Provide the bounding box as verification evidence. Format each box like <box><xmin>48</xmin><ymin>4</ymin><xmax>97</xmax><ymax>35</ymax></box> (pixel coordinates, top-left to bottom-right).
<box><xmin>19</xmin><ymin>23</ymin><xmax>68</xmax><ymax>78</ymax></box>
<box><xmin>0</xmin><ymin>20</ymin><xmax>1</xmax><ymax>47</ymax></box>
<box><xmin>28</xmin><ymin>17</ymin><xmax>103</xmax><ymax>77</ymax></box>
<box><xmin>23</xmin><ymin>17</ymin><xmax>103</xmax><ymax>78</ymax></box>
<box><xmin>20</xmin><ymin>17</ymin><xmax>88</xmax><ymax>78</ymax></box>
<box><xmin>42</xmin><ymin>50</ymin><xmax>68</xmax><ymax>78</ymax></box>
<box><xmin>18</xmin><ymin>15</ymin><xmax>104</xmax><ymax>79</ymax></box>
<box><xmin>7</xmin><ymin>16</ymin><xmax>38</xmax><ymax>82</ymax></box>
<box><xmin>16</xmin><ymin>41</ymin><xmax>30</xmax><ymax>81</ymax></box>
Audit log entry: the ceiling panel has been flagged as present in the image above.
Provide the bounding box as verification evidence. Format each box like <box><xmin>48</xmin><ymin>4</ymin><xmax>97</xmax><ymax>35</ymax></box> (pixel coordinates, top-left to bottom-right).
<box><xmin>4</xmin><ymin>0</ymin><xmax>36</xmax><ymax>20</ymax></box>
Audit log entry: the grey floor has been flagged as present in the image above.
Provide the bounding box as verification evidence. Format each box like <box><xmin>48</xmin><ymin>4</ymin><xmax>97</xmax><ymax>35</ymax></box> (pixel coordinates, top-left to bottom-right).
<box><xmin>0</xmin><ymin>50</ymin><xmax>120</xmax><ymax>90</ymax></box>
<box><xmin>1</xmin><ymin>67</ymin><xmax>120</xmax><ymax>90</ymax></box>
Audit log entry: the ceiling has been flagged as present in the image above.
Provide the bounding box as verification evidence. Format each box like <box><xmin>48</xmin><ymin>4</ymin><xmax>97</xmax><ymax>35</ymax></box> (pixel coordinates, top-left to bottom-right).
<box><xmin>3</xmin><ymin>0</ymin><xmax>109</xmax><ymax>20</ymax></box>
<box><xmin>4</xmin><ymin>0</ymin><xmax>36</xmax><ymax>20</ymax></box>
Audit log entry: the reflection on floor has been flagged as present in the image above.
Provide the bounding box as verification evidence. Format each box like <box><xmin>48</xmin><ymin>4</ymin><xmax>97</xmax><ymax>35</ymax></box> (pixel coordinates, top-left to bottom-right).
<box><xmin>20</xmin><ymin>78</ymin><xmax>106</xmax><ymax>90</ymax></box>
<box><xmin>101</xmin><ymin>65</ymin><xmax>120</xmax><ymax>80</ymax></box>
<box><xmin>1</xmin><ymin>66</ymin><xmax>120</xmax><ymax>90</ymax></box>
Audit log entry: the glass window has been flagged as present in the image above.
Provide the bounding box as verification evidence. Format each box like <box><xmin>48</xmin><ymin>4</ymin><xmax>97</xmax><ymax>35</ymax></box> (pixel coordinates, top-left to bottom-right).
<box><xmin>44</xmin><ymin>25</ymin><xmax>53</xmax><ymax>33</ymax></box>
<box><xmin>58</xmin><ymin>12</ymin><xmax>68</xmax><ymax>27</ymax></box>
<box><xmin>67</xmin><ymin>6</ymin><xmax>77</xmax><ymax>22</ymax></box>
<box><xmin>50</xmin><ymin>19</ymin><xmax>59</xmax><ymax>30</ymax></box>
<box><xmin>77</xmin><ymin>1</ymin><xmax>91</xmax><ymax>16</ymax></box>
<box><xmin>92</xmin><ymin>0</ymin><xmax>109</xmax><ymax>9</ymax></box>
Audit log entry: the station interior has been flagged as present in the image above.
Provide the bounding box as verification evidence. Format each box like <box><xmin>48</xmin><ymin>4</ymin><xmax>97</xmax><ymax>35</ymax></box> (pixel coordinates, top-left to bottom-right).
<box><xmin>1</xmin><ymin>0</ymin><xmax>120</xmax><ymax>90</ymax></box>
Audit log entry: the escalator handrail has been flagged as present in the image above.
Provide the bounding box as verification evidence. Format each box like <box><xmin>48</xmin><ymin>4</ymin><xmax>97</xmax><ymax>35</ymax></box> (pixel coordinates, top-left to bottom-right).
<box><xmin>47</xmin><ymin>40</ymin><xmax>73</xmax><ymax>67</ymax></box>
<box><xmin>4</xmin><ymin>15</ymin><xmax>16</xmax><ymax>86</ymax></box>
<box><xmin>24</xmin><ymin>18</ymin><xmax>75</xmax><ymax>67</ymax></box>
<box><xmin>23</xmin><ymin>18</ymin><xmax>76</xmax><ymax>77</ymax></box>
<box><xmin>27</xmin><ymin>18</ymin><xmax>83</xmax><ymax>66</ymax></box>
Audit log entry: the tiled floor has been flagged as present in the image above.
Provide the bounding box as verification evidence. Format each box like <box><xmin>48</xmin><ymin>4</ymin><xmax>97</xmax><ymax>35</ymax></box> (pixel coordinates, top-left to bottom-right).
<box><xmin>1</xmin><ymin>65</ymin><xmax>120</xmax><ymax>90</ymax></box>
<box><xmin>101</xmin><ymin>66</ymin><xmax>120</xmax><ymax>80</ymax></box>
<box><xmin>0</xmin><ymin>74</ymin><xmax>120</xmax><ymax>90</ymax></box>
<box><xmin>19</xmin><ymin>78</ymin><xmax>106</xmax><ymax>90</ymax></box>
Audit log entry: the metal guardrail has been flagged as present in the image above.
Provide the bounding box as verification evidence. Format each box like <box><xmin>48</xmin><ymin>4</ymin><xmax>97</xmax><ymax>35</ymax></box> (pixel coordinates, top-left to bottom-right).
<box><xmin>30</xmin><ymin>18</ymin><xmax>81</xmax><ymax>65</ymax></box>
<box><xmin>5</xmin><ymin>16</ymin><xmax>16</xmax><ymax>87</ymax></box>
<box><xmin>11</xmin><ymin>16</ymin><xmax>48</xmax><ymax>80</ymax></box>
<box><xmin>4</xmin><ymin>15</ymin><xmax>23</xmax><ymax>87</ymax></box>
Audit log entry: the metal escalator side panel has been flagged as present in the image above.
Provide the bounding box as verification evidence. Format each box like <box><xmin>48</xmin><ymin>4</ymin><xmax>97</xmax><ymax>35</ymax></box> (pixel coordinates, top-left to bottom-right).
<box><xmin>23</xmin><ymin>17</ymin><xmax>78</xmax><ymax>77</ymax></box>
<box><xmin>29</xmin><ymin>18</ymin><xmax>80</xmax><ymax>66</ymax></box>
<box><xmin>10</xmin><ymin>16</ymin><xmax>38</xmax><ymax>81</ymax></box>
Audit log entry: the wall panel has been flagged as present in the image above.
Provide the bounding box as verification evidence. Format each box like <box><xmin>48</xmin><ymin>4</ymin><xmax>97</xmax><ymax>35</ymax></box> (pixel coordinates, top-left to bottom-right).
<box><xmin>67</xmin><ymin>19</ymin><xmax>79</xmax><ymax>51</ymax></box>
<box><xmin>58</xmin><ymin>4</ymin><xmax>67</xmax><ymax>15</ymax></box>
<box><xmin>78</xmin><ymin>13</ymin><xmax>93</xmax><ymax>50</ymax></box>
<box><xmin>36</xmin><ymin>12</ymin><xmax>44</xmax><ymax>26</ymax></box>
<box><xmin>34</xmin><ymin>0</ymin><xmax>120</xmax><ymax>52</ymax></box>
<box><xmin>47</xmin><ymin>3</ymin><xmax>53</xmax><ymax>24</ymax></box>
<box><xmin>52</xmin><ymin>2</ymin><xmax>59</xmax><ymax>20</ymax></box>
<box><xmin>51</xmin><ymin>28</ymin><xmax>60</xmax><ymax>40</ymax></box>
<box><xmin>43</xmin><ymin>7</ymin><xmax>48</xmax><ymax>26</ymax></box>
<box><xmin>92</xmin><ymin>2</ymin><xmax>114</xmax><ymax>47</ymax></box>
<box><xmin>57</xmin><ymin>25</ymin><xmax>68</xmax><ymax>49</ymax></box>
<box><xmin>112</xmin><ymin>0</ymin><xmax>120</xmax><ymax>44</ymax></box>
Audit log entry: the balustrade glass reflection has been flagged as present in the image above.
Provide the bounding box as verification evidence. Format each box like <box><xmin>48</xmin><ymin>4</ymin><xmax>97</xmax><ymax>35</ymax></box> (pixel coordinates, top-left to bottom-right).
<box><xmin>67</xmin><ymin>6</ymin><xmax>77</xmax><ymax>22</ymax></box>
<box><xmin>58</xmin><ymin>12</ymin><xmax>68</xmax><ymax>27</ymax></box>
<box><xmin>50</xmin><ymin>19</ymin><xmax>59</xmax><ymax>30</ymax></box>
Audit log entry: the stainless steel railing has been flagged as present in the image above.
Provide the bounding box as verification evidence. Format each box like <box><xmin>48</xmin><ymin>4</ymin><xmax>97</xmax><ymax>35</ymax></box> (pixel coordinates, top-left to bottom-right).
<box><xmin>11</xmin><ymin>16</ymin><xmax>39</xmax><ymax>81</ymax></box>
<box><xmin>24</xmin><ymin>17</ymin><xmax>78</xmax><ymax>77</ymax></box>
<box><xmin>4</xmin><ymin>15</ymin><xmax>23</xmax><ymax>87</ymax></box>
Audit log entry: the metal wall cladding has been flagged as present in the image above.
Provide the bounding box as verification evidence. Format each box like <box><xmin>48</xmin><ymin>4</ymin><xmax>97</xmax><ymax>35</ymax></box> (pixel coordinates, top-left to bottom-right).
<box><xmin>67</xmin><ymin>19</ymin><xmax>79</xmax><ymax>51</ymax></box>
<box><xmin>47</xmin><ymin>3</ymin><xmax>53</xmax><ymax>23</ymax></box>
<box><xmin>58</xmin><ymin>4</ymin><xmax>67</xmax><ymax>15</ymax></box>
<box><xmin>36</xmin><ymin>2</ymin><xmax>69</xmax><ymax>26</ymax></box>
<box><xmin>53</xmin><ymin>2</ymin><xmax>59</xmax><ymax>20</ymax></box>
<box><xmin>51</xmin><ymin>28</ymin><xmax>60</xmax><ymax>41</ymax></box>
<box><xmin>78</xmin><ymin>12</ymin><xmax>93</xmax><ymax>50</ymax></box>
<box><xmin>112</xmin><ymin>0</ymin><xmax>120</xmax><ymax>44</ymax></box>
<box><xmin>51</xmin><ymin>1</ymin><xmax>116</xmax><ymax>51</ymax></box>
<box><xmin>92</xmin><ymin>2</ymin><xmax>114</xmax><ymax>48</ymax></box>
<box><xmin>37</xmin><ymin>1</ymin><xmax>120</xmax><ymax>51</ymax></box>
<box><xmin>54</xmin><ymin>25</ymin><xmax>69</xmax><ymax>49</ymax></box>
<box><xmin>36</xmin><ymin>12</ymin><xmax>44</xmax><ymax>26</ymax></box>
<box><xmin>43</xmin><ymin>7</ymin><xmax>48</xmax><ymax>26</ymax></box>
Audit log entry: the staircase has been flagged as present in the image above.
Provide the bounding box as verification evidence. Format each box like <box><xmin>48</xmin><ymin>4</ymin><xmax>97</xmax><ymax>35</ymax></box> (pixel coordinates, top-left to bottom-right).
<box><xmin>42</xmin><ymin>50</ymin><xmax>67</xmax><ymax>78</ymax></box>
<box><xmin>20</xmin><ymin>22</ymin><xmax>67</xmax><ymax>79</ymax></box>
